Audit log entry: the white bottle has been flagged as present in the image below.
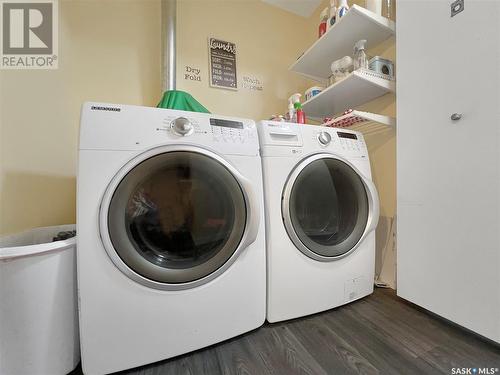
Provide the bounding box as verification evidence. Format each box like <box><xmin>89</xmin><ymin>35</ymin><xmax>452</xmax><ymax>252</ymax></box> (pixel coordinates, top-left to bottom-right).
<box><xmin>336</xmin><ymin>0</ymin><xmax>349</xmax><ymax>21</ymax></box>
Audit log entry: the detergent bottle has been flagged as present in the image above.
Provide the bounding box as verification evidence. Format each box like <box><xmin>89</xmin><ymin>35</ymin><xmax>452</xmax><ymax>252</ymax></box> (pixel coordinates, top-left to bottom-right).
<box><xmin>288</xmin><ymin>93</ymin><xmax>305</xmax><ymax>124</ymax></box>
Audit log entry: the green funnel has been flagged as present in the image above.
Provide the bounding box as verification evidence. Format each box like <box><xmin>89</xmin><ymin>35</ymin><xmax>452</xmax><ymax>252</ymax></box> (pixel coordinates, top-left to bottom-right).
<box><xmin>157</xmin><ymin>90</ymin><xmax>210</xmax><ymax>113</ymax></box>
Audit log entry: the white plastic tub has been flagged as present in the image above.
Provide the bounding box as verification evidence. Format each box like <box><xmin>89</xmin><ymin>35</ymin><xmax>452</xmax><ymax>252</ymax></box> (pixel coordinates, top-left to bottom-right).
<box><xmin>0</xmin><ymin>225</ymin><xmax>80</xmax><ymax>375</ymax></box>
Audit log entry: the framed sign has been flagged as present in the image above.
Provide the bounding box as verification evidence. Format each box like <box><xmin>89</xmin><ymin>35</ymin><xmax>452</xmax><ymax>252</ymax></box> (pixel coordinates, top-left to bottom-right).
<box><xmin>208</xmin><ymin>38</ymin><xmax>237</xmax><ymax>90</ymax></box>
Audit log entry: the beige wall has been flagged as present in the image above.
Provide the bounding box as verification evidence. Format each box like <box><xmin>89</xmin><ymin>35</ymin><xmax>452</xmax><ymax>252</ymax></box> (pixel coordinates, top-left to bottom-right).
<box><xmin>175</xmin><ymin>0</ymin><xmax>314</xmax><ymax>119</ymax></box>
<box><xmin>0</xmin><ymin>0</ymin><xmax>316</xmax><ymax>235</ymax></box>
<box><xmin>0</xmin><ymin>0</ymin><xmax>162</xmax><ymax>235</ymax></box>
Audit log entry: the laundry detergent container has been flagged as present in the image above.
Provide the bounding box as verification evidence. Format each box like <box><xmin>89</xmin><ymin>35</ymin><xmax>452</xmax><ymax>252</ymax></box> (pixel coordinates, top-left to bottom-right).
<box><xmin>0</xmin><ymin>225</ymin><xmax>80</xmax><ymax>375</ymax></box>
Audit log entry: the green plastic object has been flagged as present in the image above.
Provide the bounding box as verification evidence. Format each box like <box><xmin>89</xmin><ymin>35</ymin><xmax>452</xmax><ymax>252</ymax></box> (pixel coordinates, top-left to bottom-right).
<box><xmin>157</xmin><ymin>90</ymin><xmax>210</xmax><ymax>113</ymax></box>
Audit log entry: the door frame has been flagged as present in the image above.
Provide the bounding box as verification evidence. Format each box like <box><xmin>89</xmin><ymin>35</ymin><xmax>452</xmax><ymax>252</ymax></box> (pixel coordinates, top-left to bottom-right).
<box><xmin>281</xmin><ymin>152</ymin><xmax>379</xmax><ymax>262</ymax></box>
<box><xmin>98</xmin><ymin>144</ymin><xmax>260</xmax><ymax>291</ymax></box>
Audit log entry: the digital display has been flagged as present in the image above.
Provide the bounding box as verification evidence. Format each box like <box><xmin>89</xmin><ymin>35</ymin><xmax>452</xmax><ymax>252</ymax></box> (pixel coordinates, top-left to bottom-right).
<box><xmin>337</xmin><ymin>131</ymin><xmax>358</xmax><ymax>140</ymax></box>
<box><xmin>210</xmin><ymin>118</ymin><xmax>244</xmax><ymax>129</ymax></box>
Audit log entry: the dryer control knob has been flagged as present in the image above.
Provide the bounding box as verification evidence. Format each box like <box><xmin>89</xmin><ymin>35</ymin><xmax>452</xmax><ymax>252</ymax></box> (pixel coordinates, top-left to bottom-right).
<box><xmin>318</xmin><ymin>131</ymin><xmax>331</xmax><ymax>145</ymax></box>
<box><xmin>172</xmin><ymin>117</ymin><xmax>194</xmax><ymax>136</ymax></box>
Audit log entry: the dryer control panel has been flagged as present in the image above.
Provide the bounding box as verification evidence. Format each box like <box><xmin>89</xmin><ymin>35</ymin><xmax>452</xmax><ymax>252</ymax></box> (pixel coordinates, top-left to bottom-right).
<box><xmin>309</xmin><ymin>128</ymin><xmax>367</xmax><ymax>157</ymax></box>
<box><xmin>258</xmin><ymin>120</ymin><xmax>368</xmax><ymax>159</ymax></box>
<box><xmin>335</xmin><ymin>131</ymin><xmax>366</xmax><ymax>153</ymax></box>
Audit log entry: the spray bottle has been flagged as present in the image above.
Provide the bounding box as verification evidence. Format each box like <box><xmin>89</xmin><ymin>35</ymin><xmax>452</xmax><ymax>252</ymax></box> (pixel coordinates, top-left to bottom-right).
<box><xmin>336</xmin><ymin>0</ymin><xmax>349</xmax><ymax>21</ymax></box>
<box><xmin>353</xmin><ymin>39</ymin><xmax>368</xmax><ymax>70</ymax></box>
<box><xmin>294</xmin><ymin>101</ymin><xmax>306</xmax><ymax>124</ymax></box>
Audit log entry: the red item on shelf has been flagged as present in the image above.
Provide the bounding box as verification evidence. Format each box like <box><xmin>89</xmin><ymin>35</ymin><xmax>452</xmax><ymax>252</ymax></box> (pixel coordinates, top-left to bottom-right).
<box><xmin>296</xmin><ymin>109</ymin><xmax>306</xmax><ymax>124</ymax></box>
<box><xmin>318</xmin><ymin>22</ymin><xmax>327</xmax><ymax>37</ymax></box>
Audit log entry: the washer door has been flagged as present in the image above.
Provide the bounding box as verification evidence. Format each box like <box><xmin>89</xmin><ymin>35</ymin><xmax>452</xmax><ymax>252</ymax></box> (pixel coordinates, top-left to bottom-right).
<box><xmin>282</xmin><ymin>154</ymin><xmax>379</xmax><ymax>261</ymax></box>
<box><xmin>100</xmin><ymin>146</ymin><xmax>259</xmax><ymax>290</ymax></box>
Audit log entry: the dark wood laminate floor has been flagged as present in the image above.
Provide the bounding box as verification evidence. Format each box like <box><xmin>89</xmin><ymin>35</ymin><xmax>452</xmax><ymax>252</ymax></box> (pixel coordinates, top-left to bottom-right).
<box><xmin>72</xmin><ymin>288</ymin><xmax>500</xmax><ymax>374</ymax></box>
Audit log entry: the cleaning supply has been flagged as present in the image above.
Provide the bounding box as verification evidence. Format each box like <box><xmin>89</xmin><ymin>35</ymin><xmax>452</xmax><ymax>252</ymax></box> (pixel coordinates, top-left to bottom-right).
<box><xmin>294</xmin><ymin>102</ymin><xmax>306</xmax><ymax>124</ymax></box>
<box><xmin>318</xmin><ymin>7</ymin><xmax>329</xmax><ymax>37</ymax></box>
<box><xmin>305</xmin><ymin>86</ymin><xmax>324</xmax><ymax>101</ymax></box>
<box><xmin>157</xmin><ymin>90</ymin><xmax>210</xmax><ymax>113</ymax></box>
<box><xmin>287</xmin><ymin>98</ymin><xmax>295</xmax><ymax>122</ymax></box>
<box><xmin>353</xmin><ymin>39</ymin><xmax>368</xmax><ymax>70</ymax></box>
<box><xmin>328</xmin><ymin>0</ymin><xmax>337</xmax><ymax>28</ymax></box>
<box><xmin>336</xmin><ymin>0</ymin><xmax>349</xmax><ymax>21</ymax></box>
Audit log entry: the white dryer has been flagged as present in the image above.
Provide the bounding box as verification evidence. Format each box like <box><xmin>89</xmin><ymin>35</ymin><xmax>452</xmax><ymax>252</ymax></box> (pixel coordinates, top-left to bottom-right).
<box><xmin>77</xmin><ymin>103</ymin><xmax>265</xmax><ymax>374</ymax></box>
<box><xmin>258</xmin><ymin>121</ymin><xmax>379</xmax><ymax>323</ymax></box>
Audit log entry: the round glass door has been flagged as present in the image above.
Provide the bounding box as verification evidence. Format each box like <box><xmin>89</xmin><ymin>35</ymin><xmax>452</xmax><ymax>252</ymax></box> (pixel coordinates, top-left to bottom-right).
<box><xmin>105</xmin><ymin>151</ymin><xmax>247</xmax><ymax>284</ymax></box>
<box><xmin>283</xmin><ymin>156</ymin><xmax>369</xmax><ymax>260</ymax></box>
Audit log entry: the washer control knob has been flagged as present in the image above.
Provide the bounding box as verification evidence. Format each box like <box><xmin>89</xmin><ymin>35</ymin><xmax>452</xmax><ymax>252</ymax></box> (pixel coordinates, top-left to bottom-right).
<box><xmin>318</xmin><ymin>131</ymin><xmax>332</xmax><ymax>145</ymax></box>
<box><xmin>172</xmin><ymin>117</ymin><xmax>194</xmax><ymax>136</ymax></box>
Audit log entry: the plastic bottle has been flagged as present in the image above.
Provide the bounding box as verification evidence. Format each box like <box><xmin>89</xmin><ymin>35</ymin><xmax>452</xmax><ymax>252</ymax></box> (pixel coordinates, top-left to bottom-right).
<box><xmin>336</xmin><ymin>0</ymin><xmax>349</xmax><ymax>21</ymax></box>
<box><xmin>318</xmin><ymin>7</ymin><xmax>329</xmax><ymax>37</ymax></box>
<box><xmin>328</xmin><ymin>0</ymin><xmax>337</xmax><ymax>28</ymax></box>
<box><xmin>287</xmin><ymin>99</ymin><xmax>295</xmax><ymax>122</ymax></box>
<box><xmin>295</xmin><ymin>102</ymin><xmax>306</xmax><ymax>124</ymax></box>
<box><xmin>353</xmin><ymin>39</ymin><xmax>368</xmax><ymax>70</ymax></box>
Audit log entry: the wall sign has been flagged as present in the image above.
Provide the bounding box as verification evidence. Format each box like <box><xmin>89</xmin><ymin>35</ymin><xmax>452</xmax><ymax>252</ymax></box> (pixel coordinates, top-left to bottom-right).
<box><xmin>184</xmin><ymin>65</ymin><xmax>201</xmax><ymax>82</ymax></box>
<box><xmin>208</xmin><ymin>37</ymin><xmax>237</xmax><ymax>90</ymax></box>
<box><xmin>242</xmin><ymin>75</ymin><xmax>263</xmax><ymax>91</ymax></box>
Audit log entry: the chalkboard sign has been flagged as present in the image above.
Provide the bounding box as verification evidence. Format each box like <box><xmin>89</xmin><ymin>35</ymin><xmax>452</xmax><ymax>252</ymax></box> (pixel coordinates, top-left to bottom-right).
<box><xmin>208</xmin><ymin>38</ymin><xmax>237</xmax><ymax>90</ymax></box>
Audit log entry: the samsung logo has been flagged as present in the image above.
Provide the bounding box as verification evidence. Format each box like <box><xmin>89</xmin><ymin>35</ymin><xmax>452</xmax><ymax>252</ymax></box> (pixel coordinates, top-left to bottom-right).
<box><xmin>91</xmin><ymin>106</ymin><xmax>121</xmax><ymax>112</ymax></box>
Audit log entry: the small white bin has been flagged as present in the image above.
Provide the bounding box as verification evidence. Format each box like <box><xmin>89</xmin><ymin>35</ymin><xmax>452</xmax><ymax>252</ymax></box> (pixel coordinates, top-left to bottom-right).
<box><xmin>0</xmin><ymin>225</ymin><xmax>80</xmax><ymax>375</ymax></box>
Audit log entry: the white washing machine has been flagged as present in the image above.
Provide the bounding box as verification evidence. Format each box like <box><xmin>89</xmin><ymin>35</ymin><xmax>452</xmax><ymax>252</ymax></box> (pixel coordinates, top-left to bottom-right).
<box><xmin>258</xmin><ymin>121</ymin><xmax>379</xmax><ymax>323</ymax></box>
<box><xmin>77</xmin><ymin>103</ymin><xmax>265</xmax><ymax>374</ymax></box>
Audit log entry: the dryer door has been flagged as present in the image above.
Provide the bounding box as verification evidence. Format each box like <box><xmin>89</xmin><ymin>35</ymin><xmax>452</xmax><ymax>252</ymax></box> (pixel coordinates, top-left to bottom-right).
<box><xmin>282</xmin><ymin>154</ymin><xmax>379</xmax><ymax>261</ymax></box>
<box><xmin>99</xmin><ymin>146</ymin><xmax>259</xmax><ymax>290</ymax></box>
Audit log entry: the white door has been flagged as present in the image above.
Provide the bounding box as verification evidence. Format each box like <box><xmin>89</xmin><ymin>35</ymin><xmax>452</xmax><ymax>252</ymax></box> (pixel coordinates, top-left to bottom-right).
<box><xmin>397</xmin><ymin>0</ymin><xmax>500</xmax><ymax>343</ymax></box>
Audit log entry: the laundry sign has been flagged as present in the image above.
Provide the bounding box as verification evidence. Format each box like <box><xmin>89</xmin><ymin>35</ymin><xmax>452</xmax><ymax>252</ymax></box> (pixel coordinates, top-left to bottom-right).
<box><xmin>208</xmin><ymin>37</ymin><xmax>237</xmax><ymax>90</ymax></box>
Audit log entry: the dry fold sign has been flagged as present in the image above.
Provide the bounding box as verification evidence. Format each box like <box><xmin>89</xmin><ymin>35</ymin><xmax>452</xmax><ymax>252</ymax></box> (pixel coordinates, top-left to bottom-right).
<box><xmin>209</xmin><ymin>37</ymin><xmax>237</xmax><ymax>90</ymax></box>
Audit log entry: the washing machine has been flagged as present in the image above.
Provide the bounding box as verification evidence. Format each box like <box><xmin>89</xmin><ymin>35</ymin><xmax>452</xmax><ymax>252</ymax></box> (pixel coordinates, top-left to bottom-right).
<box><xmin>77</xmin><ymin>103</ymin><xmax>265</xmax><ymax>374</ymax></box>
<box><xmin>258</xmin><ymin>121</ymin><xmax>379</xmax><ymax>323</ymax></box>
